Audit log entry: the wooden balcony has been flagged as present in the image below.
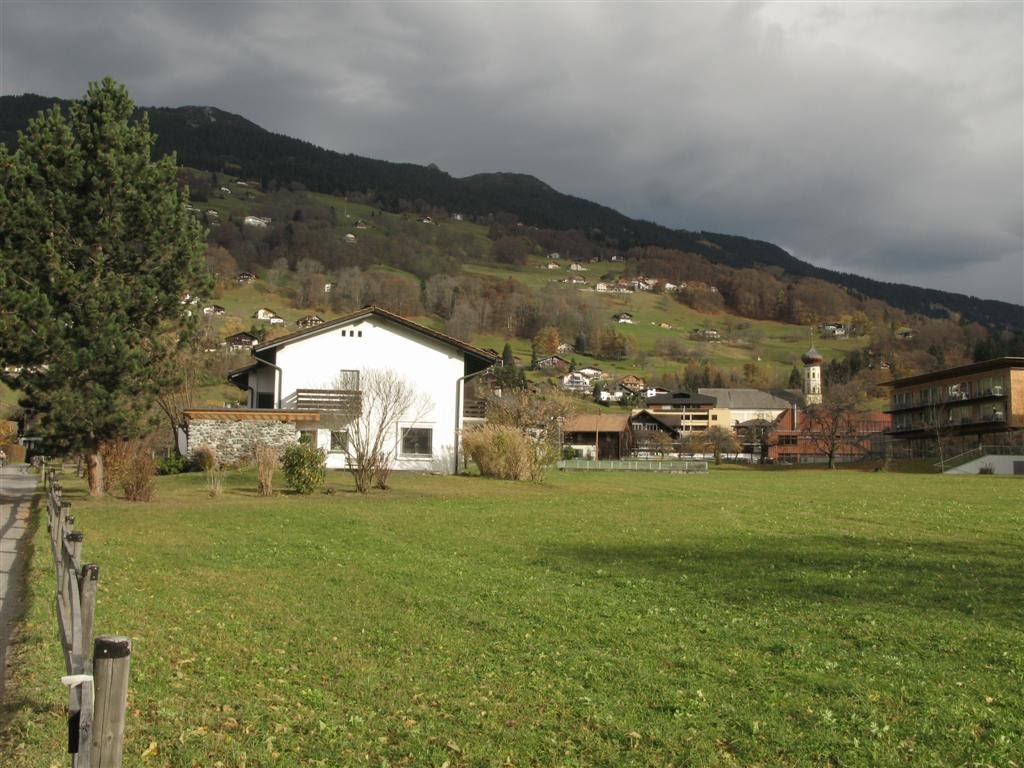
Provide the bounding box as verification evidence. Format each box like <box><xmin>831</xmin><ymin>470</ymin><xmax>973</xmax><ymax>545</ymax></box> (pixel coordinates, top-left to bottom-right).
<box><xmin>294</xmin><ymin>389</ymin><xmax>361</xmax><ymax>414</ymax></box>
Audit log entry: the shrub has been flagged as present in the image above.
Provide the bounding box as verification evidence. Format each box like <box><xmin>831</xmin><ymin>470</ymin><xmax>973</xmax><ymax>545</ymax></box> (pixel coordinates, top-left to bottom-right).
<box><xmin>281</xmin><ymin>443</ymin><xmax>327</xmax><ymax>494</ymax></box>
<box><xmin>193</xmin><ymin>445</ymin><xmax>218</xmax><ymax>472</ymax></box>
<box><xmin>254</xmin><ymin>443</ymin><xmax>278</xmax><ymax>496</ymax></box>
<box><xmin>121</xmin><ymin>450</ymin><xmax>157</xmax><ymax>501</ymax></box>
<box><xmin>463</xmin><ymin>424</ymin><xmax>555</xmax><ymax>482</ymax></box>
<box><xmin>157</xmin><ymin>453</ymin><xmax>192</xmax><ymax>475</ymax></box>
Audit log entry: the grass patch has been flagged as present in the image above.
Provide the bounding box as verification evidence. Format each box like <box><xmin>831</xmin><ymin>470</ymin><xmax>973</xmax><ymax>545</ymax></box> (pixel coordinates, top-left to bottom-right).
<box><xmin>5</xmin><ymin>470</ymin><xmax>1020</xmax><ymax>766</ymax></box>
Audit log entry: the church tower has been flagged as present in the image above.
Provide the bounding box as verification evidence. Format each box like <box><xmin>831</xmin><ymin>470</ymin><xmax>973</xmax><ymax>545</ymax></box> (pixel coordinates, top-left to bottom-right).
<box><xmin>801</xmin><ymin>344</ymin><xmax>823</xmax><ymax>405</ymax></box>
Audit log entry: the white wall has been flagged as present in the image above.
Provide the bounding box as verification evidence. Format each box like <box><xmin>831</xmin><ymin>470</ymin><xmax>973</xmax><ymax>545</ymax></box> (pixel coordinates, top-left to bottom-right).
<box><xmin>263</xmin><ymin>316</ymin><xmax>466</xmax><ymax>473</ymax></box>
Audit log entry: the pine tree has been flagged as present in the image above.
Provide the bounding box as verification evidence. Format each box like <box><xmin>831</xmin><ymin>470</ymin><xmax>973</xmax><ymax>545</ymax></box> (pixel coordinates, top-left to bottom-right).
<box><xmin>501</xmin><ymin>341</ymin><xmax>515</xmax><ymax>367</ymax></box>
<box><xmin>788</xmin><ymin>366</ymin><xmax>803</xmax><ymax>388</ymax></box>
<box><xmin>0</xmin><ymin>78</ymin><xmax>209</xmax><ymax>495</ymax></box>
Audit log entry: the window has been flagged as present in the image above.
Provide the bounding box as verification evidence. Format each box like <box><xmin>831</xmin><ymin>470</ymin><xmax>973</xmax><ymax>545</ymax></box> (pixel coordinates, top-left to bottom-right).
<box><xmin>298</xmin><ymin>430</ymin><xmax>317</xmax><ymax>446</ymax></box>
<box><xmin>779</xmin><ymin>435</ymin><xmax>798</xmax><ymax>445</ymax></box>
<box><xmin>337</xmin><ymin>369</ymin><xmax>360</xmax><ymax>391</ymax></box>
<box><xmin>401</xmin><ymin>427</ymin><xmax>433</xmax><ymax>457</ymax></box>
<box><xmin>330</xmin><ymin>430</ymin><xmax>348</xmax><ymax>452</ymax></box>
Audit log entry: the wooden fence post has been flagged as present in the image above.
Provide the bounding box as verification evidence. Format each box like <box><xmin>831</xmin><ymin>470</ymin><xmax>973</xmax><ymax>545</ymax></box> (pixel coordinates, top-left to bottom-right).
<box><xmin>91</xmin><ymin>635</ymin><xmax>131</xmax><ymax>768</ymax></box>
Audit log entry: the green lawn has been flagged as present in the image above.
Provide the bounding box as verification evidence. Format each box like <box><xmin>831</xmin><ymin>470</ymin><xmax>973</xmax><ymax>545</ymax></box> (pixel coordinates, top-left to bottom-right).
<box><xmin>2</xmin><ymin>469</ymin><xmax>1021</xmax><ymax>767</ymax></box>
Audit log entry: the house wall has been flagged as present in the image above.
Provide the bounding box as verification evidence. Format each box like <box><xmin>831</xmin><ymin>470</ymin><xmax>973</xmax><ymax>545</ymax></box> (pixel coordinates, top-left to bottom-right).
<box><xmin>263</xmin><ymin>317</ymin><xmax>466</xmax><ymax>473</ymax></box>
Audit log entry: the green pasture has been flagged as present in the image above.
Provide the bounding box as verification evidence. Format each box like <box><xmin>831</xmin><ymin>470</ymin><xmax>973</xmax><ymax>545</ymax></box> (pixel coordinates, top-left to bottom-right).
<box><xmin>2</xmin><ymin>469</ymin><xmax>1021</xmax><ymax>766</ymax></box>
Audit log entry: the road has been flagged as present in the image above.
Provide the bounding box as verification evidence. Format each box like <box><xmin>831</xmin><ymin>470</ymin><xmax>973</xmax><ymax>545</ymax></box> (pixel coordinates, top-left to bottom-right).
<box><xmin>0</xmin><ymin>464</ymin><xmax>37</xmax><ymax>704</ymax></box>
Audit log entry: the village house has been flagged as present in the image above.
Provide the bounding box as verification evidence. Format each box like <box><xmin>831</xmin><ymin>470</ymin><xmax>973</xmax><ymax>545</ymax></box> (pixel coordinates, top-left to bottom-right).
<box><xmin>536</xmin><ymin>355</ymin><xmax>572</xmax><ymax>372</ymax></box>
<box><xmin>198</xmin><ymin>307</ymin><xmax>496</xmax><ymax>472</ymax></box>
<box><xmin>613</xmin><ymin>312</ymin><xmax>634</xmax><ymax>324</ymax></box>
<box><xmin>236</xmin><ymin>271</ymin><xmax>257</xmax><ymax>283</ymax></box>
<box><xmin>253</xmin><ymin>308</ymin><xmax>278</xmax><ymax>321</ymax></box>
<box><xmin>562</xmin><ymin>413</ymin><xmax>632</xmax><ymax>460</ymax></box>
<box><xmin>225</xmin><ymin>332</ymin><xmax>260</xmax><ymax>351</ymax></box>
<box><xmin>296</xmin><ymin>314</ymin><xmax>324</xmax><ymax>329</ymax></box>
<box><xmin>243</xmin><ymin>215</ymin><xmax>272</xmax><ymax>227</ymax></box>
<box><xmin>203</xmin><ymin>304</ymin><xmax>226</xmax><ymax>316</ymax></box>
<box><xmin>569</xmin><ymin>262</ymin><xmax>588</xmax><ymax>272</ymax></box>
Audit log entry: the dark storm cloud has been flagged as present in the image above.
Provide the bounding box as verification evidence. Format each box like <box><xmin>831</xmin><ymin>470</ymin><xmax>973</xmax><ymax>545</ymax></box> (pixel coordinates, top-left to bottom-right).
<box><xmin>2</xmin><ymin>1</ymin><xmax>1021</xmax><ymax>304</ymax></box>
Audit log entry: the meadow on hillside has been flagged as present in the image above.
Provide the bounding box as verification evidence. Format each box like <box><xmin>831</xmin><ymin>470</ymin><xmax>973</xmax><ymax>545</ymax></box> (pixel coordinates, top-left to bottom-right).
<box><xmin>2</xmin><ymin>468</ymin><xmax>1021</xmax><ymax>767</ymax></box>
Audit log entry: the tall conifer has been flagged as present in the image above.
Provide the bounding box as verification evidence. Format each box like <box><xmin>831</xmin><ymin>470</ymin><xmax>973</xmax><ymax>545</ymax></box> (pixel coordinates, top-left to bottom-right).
<box><xmin>0</xmin><ymin>78</ymin><xmax>208</xmax><ymax>495</ymax></box>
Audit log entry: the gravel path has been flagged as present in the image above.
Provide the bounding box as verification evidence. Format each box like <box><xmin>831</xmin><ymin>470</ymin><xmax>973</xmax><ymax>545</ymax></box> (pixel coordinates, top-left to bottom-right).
<box><xmin>0</xmin><ymin>464</ymin><xmax>37</xmax><ymax>704</ymax></box>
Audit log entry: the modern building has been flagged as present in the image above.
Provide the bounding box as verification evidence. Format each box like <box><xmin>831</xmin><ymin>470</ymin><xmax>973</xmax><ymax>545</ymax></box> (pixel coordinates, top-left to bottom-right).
<box><xmin>884</xmin><ymin>357</ymin><xmax>1024</xmax><ymax>455</ymax></box>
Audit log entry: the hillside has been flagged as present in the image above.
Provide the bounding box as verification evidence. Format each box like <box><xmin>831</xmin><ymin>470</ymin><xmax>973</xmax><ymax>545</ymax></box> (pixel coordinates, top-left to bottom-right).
<box><xmin>1</xmin><ymin>93</ymin><xmax>1020</xmax><ymax>331</ymax></box>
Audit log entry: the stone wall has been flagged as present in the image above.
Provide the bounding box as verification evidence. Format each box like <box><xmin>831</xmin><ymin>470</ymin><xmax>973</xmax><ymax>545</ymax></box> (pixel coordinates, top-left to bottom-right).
<box><xmin>187</xmin><ymin>418</ymin><xmax>299</xmax><ymax>465</ymax></box>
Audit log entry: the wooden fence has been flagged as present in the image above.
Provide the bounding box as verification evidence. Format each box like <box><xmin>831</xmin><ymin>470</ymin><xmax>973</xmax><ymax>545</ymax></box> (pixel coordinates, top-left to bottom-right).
<box><xmin>45</xmin><ymin>467</ymin><xmax>131</xmax><ymax>768</ymax></box>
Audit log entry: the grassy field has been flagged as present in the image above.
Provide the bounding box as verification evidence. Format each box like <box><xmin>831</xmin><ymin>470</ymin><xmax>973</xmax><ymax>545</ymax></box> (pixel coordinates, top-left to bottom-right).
<box><xmin>2</xmin><ymin>468</ymin><xmax>1021</xmax><ymax>767</ymax></box>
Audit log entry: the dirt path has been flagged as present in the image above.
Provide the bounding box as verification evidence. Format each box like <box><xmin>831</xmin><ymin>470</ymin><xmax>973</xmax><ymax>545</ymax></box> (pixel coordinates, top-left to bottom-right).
<box><xmin>0</xmin><ymin>464</ymin><xmax>37</xmax><ymax>704</ymax></box>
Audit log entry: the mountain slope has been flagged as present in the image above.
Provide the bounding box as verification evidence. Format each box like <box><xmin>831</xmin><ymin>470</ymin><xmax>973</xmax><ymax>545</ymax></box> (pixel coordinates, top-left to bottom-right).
<box><xmin>2</xmin><ymin>94</ymin><xmax>1019</xmax><ymax>330</ymax></box>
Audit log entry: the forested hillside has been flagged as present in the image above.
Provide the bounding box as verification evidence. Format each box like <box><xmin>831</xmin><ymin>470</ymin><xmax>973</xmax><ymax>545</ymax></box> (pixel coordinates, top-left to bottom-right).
<box><xmin>1</xmin><ymin>93</ymin><xmax>1020</xmax><ymax>330</ymax></box>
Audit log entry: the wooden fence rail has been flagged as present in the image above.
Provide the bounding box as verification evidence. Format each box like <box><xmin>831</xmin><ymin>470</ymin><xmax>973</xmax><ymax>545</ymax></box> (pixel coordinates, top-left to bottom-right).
<box><xmin>45</xmin><ymin>466</ymin><xmax>131</xmax><ymax>768</ymax></box>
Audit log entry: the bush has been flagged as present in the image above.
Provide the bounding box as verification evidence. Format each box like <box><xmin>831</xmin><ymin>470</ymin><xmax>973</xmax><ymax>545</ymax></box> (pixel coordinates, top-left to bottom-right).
<box><xmin>463</xmin><ymin>424</ymin><xmax>555</xmax><ymax>482</ymax></box>
<box><xmin>102</xmin><ymin>438</ymin><xmax>157</xmax><ymax>501</ymax></box>
<box><xmin>193</xmin><ymin>445</ymin><xmax>218</xmax><ymax>472</ymax></box>
<box><xmin>157</xmin><ymin>453</ymin><xmax>192</xmax><ymax>475</ymax></box>
<box><xmin>281</xmin><ymin>442</ymin><xmax>327</xmax><ymax>494</ymax></box>
<box><xmin>121</xmin><ymin>451</ymin><xmax>157</xmax><ymax>501</ymax></box>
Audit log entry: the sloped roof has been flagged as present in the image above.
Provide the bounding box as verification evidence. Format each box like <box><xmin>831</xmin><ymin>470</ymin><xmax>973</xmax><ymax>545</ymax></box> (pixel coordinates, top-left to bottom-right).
<box><xmin>698</xmin><ymin>388</ymin><xmax>801</xmax><ymax>410</ymax></box>
<box><xmin>252</xmin><ymin>305</ymin><xmax>497</xmax><ymax>367</ymax></box>
<box><xmin>563</xmin><ymin>413</ymin><xmax>631</xmax><ymax>433</ymax></box>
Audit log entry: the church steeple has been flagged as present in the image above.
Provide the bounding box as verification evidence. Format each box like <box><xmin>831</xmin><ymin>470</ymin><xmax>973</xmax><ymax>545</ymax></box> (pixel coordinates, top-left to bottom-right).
<box><xmin>801</xmin><ymin>336</ymin><xmax>823</xmax><ymax>405</ymax></box>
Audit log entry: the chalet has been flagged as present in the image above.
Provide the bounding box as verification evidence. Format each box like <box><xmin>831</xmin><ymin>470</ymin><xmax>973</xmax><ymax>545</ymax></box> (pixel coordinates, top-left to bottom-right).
<box><xmin>562</xmin><ymin>413</ymin><xmax>632</xmax><ymax>460</ymax></box>
<box><xmin>620</xmin><ymin>375</ymin><xmax>646</xmax><ymax>394</ymax></box>
<box><xmin>613</xmin><ymin>312</ymin><xmax>634</xmax><ymax>324</ymax></box>
<box><xmin>253</xmin><ymin>308</ymin><xmax>278</xmax><ymax>321</ymax></box>
<box><xmin>569</xmin><ymin>262</ymin><xmax>588</xmax><ymax>272</ymax></box>
<box><xmin>419</xmin><ymin>216</ymin><xmax>435</xmax><ymax>225</ymax></box>
<box><xmin>536</xmin><ymin>355</ymin><xmax>571</xmax><ymax>372</ymax></box>
<box><xmin>203</xmin><ymin>305</ymin><xmax>226</xmax><ymax>316</ymax></box>
<box><xmin>323</xmin><ymin>282</ymin><xmax>337</xmax><ymax>293</ymax></box>
<box><xmin>569</xmin><ymin>276</ymin><xmax>587</xmax><ymax>285</ymax></box>
<box><xmin>545</xmin><ymin>262</ymin><xmax>561</xmax><ymax>270</ymax></box>
<box><xmin>236</xmin><ymin>272</ymin><xmax>257</xmax><ymax>283</ymax></box>
<box><xmin>691</xmin><ymin>328</ymin><xmax>721</xmax><ymax>341</ymax></box>
<box><xmin>296</xmin><ymin>314</ymin><xmax>325</xmax><ymax>329</ymax></box>
<box><xmin>215</xmin><ymin>307</ymin><xmax>497</xmax><ymax>473</ymax></box>
<box><xmin>822</xmin><ymin>323</ymin><xmax>847</xmax><ymax>337</ymax></box>
<box><xmin>597</xmin><ymin>387</ymin><xmax>625</xmax><ymax>404</ymax></box>
<box><xmin>547</xmin><ymin>252</ymin><xmax>561</xmax><ymax>260</ymax></box>
<box><xmin>577</xmin><ymin>366</ymin><xmax>604</xmax><ymax>379</ymax></box>
<box><xmin>561</xmin><ymin>371</ymin><xmax>593</xmax><ymax>393</ymax></box>
<box><xmin>344</xmin><ymin>233</ymin><xmax>357</xmax><ymax>244</ymax></box>
<box><xmin>630</xmin><ymin>409</ymin><xmax>683</xmax><ymax>454</ymax></box>
<box><xmin>556</xmin><ymin>343</ymin><xmax>575</xmax><ymax>355</ymax></box>
<box><xmin>268</xmin><ymin>316</ymin><xmax>286</xmax><ymax>326</ymax></box>
<box><xmin>657</xmin><ymin>322</ymin><xmax>672</xmax><ymax>329</ymax></box>
<box><xmin>225</xmin><ymin>332</ymin><xmax>260</xmax><ymax>351</ymax></box>
<box><xmin>243</xmin><ymin>215</ymin><xmax>271</xmax><ymax>227</ymax></box>
<box><xmin>595</xmin><ymin>282</ymin><xmax>610</xmax><ymax>292</ymax></box>
<box><xmin>355</xmin><ymin>219</ymin><xmax>370</xmax><ymax>230</ymax></box>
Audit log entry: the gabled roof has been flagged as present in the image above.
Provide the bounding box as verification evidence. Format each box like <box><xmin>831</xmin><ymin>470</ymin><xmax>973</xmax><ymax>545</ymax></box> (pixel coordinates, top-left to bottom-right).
<box><xmin>252</xmin><ymin>305</ymin><xmax>498</xmax><ymax>367</ymax></box>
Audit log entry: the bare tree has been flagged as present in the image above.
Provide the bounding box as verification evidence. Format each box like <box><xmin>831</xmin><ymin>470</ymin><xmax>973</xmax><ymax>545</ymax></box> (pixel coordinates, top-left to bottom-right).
<box><xmin>684</xmin><ymin>426</ymin><xmax>740</xmax><ymax>465</ymax></box>
<box><xmin>328</xmin><ymin>369</ymin><xmax>431</xmax><ymax>493</ymax></box>
<box><xmin>802</xmin><ymin>383</ymin><xmax>865</xmax><ymax>469</ymax></box>
<box><xmin>154</xmin><ymin>350</ymin><xmax>202</xmax><ymax>457</ymax></box>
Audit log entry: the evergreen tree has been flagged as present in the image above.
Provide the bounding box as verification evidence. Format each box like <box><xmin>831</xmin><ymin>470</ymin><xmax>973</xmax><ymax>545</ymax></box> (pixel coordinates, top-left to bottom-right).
<box><xmin>788</xmin><ymin>366</ymin><xmax>803</xmax><ymax>388</ymax></box>
<box><xmin>574</xmin><ymin>333</ymin><xmax>587</xmax><ymax>354</ymax></box>
<box><xmin>501</xmin><ymin>341</ymin><xmax>515</xmax><ymax>367</ymax></box>
<box><xmin>0</xmin><ymin>78</ymin><xmax>209</xmax><ymax>495</ymax></box>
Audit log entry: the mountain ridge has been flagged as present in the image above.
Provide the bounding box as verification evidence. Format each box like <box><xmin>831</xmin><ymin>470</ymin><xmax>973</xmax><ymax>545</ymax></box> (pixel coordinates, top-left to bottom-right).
<box><xmin>1</xmin><ymin>93</ymin><xmax>1019</xmax><ymax>330</ymax></box>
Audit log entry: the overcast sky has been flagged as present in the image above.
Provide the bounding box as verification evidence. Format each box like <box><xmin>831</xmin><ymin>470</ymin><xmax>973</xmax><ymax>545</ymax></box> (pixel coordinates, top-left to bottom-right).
<box><xmin>2</xmin><ymin>1</ymin><xmax>1022</xmax><ymax>305</ymax></box>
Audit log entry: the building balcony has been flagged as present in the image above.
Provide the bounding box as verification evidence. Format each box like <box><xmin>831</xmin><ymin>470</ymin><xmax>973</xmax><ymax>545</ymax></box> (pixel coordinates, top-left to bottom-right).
<box><xmin>294</xmin><ymin>389</ymin><xmax>362</xmax><ymax>414</ymax></box>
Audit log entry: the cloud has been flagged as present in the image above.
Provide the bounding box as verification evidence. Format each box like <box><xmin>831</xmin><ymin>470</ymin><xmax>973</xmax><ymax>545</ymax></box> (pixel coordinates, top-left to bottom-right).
<box><xmin>2</xmin><ymin>1</ymin><xmax>1021</xmax><ymax>303</ymax></box>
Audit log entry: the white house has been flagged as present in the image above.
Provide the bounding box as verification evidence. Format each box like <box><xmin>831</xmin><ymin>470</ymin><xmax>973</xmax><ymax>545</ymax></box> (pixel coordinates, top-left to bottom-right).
<box><xmin>254</xmin><ymin>307</ymin><xmax>277</xmax><ymax>321</ymax></box>
<box><xmin>243</xmin><ymin>215</ymin><xmax>271</xmax><ymax>227</ymax></box>
<box><xmin>561</xmin><ymin>371</ymin><xmax>593</xmax><ymax>392</ymax></box>
<box><xmin>225</xmin><ymin>307</ymin><xmax>496</xmax><ymax>473</ymax></box>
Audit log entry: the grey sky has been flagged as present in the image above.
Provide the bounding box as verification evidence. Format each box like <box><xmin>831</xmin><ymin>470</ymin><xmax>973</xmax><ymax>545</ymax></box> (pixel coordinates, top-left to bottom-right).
<box><xmin>2</xmin><ymin>1</ymin><xmax>1022</xmax><ymax>305</ymax></box>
